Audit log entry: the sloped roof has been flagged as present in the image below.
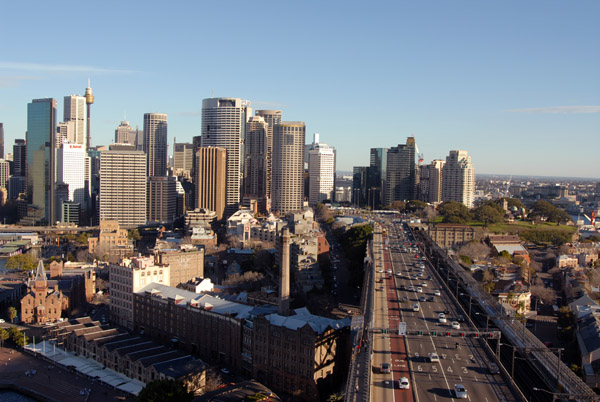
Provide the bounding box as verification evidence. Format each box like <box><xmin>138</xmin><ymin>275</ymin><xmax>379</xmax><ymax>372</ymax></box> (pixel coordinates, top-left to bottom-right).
<box><xmin>264</xmin><ymin>307</ymin><xmax>350</xmax><ymax>334</ymax></box>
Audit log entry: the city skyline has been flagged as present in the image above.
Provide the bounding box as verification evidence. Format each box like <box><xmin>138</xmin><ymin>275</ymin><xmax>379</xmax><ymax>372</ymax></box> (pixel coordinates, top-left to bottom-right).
<box><xmin>0</xmin><ymin>1</ymin><xmax>598</xmax><ymax>178</ymax></box>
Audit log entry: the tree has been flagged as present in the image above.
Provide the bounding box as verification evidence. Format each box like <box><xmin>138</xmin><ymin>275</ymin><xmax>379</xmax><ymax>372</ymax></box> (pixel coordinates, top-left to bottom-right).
<box><xmin>457</xmin><ymin>241</ymin><xmax>491</xmax><ymax>262</ymax></box>
<box><xmin>385</xmin><ymin>201</ymin><xmax>406</xmax><ymax>212</ymax></box>
<box><xmin>128</xmin><ymin>228</ymin><xmax>141</xmax><ymax>242</ymax></box>
<box><xmin>5</xmin><ymin>253</ymin><xmax>37</xmax><ymax>271</ymax></box>
<box><xmin>327</xmin><ymin>393</ymin><xmax>345</xmax><ymax>402</ymax></box>
<box><xmin>11</xmin><ymin>330</ymin><xmax>29</xmax><ymax>347</ymax></box>
<box><xmin>136</xmin><ymin>379</ymin><xmax>193</xmax><ymax>402</ymax></box>
<box><xmin>473</xmin><ymin>204</ymin><xmax>504</xmax><ymax>226</ymax></box>
<box><xmin>530</xmin><ymin>284</ymin><xmax>556</xmax><ymax>305</ymax></box>
<box><xmin>203</xmin><ymin>369</ymin><xmax>224</xmax><ymax>393</ymax></box>
<box><xmin>406</xmin><ymin>200</ymin><xmax>427</xmax><ymax>212</ymax></box>
<box><xmin>7</xmin><ymin>307</ymin><xmax>17</xmax><ymax>324</ymax></box>
<box><xmin>0</xmin><ymin>328</ymin><xmax>8</xmax><ymax>348</ymax></box>
<box><xmin>436</xmin><ymin>201</ymin><xmax>472</xmax><ymax>224</ymax></box>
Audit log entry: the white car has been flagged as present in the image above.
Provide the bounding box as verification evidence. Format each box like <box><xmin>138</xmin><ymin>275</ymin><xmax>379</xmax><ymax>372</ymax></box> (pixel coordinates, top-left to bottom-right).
<box><xmin>416</xmin><ymin>287</ymin><xmax>423</xmax><ymax>293</ymax></box>
<box><xmin>434</xmin><ymin>290</ymin><xmax>441</xmax><ymax>296</ymax></box>
<box><xmin>398</xmin><ymin>377</ymin><xmax>410</xmax><ymax>389</ymax></box>
<box><xmin>454</xmin><ymin>384</ymin><xmax>468</xmax><ymax>399</ymax></box>
<box><xmin>0</xmin><ymin>319</ymin><xmax>5</xmax><ymax>323</ymax></box>
<box><xmin>451</xmin><ymin>321</ymin><xmax>461</xmax><ymax>329</ymax></box>
<box><xmin>421</xmin><ymin>282</ymin><xmax>427</xmax><ymax>287</ymax></box>
<box><xmin>438</xmin><ymin>313</ymin><xmax>447</xmax><ymax>323</ymax></box>
<box><xmin>412</xmin><ymin>304</ymin><xmax>420</xmax><ymax>312</ymax></box>
<box><xmin>429</xmin><ymin>352</ymin><xmax>440</xmax><ymax>362</ymax></box>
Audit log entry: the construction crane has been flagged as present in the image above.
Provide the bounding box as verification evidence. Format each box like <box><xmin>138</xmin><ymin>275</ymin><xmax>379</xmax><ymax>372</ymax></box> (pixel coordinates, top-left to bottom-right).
<box><xmin>415</xmin><ymin>142</ymin><xmax>424</xmax><ymax>164</ymax></box>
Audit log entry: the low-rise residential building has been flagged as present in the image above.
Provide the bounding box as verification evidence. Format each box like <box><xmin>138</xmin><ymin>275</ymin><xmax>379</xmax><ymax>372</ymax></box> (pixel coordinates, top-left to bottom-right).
<box><xmin>88</xmin><ymin>220</ymin><xmax>134</xmax><ymax>259</ymax></box>
<box><xmin>155</xmin><ymin>246</ymin><xmax>205</xmax><ymax>287</ymax></box>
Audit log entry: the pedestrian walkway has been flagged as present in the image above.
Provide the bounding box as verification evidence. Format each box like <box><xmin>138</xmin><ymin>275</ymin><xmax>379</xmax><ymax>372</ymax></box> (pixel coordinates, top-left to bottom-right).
<box><xmin>0</xmin><ymin>347</ymin><xmax>134</xmax><ymax>402</ymax></box>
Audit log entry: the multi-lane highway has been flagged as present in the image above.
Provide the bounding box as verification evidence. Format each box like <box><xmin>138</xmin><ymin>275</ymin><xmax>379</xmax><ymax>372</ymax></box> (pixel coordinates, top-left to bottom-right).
<box><xmin>370</xmin><ymin>218</ymin><xmax>521</xmax><ymax>402</ymax></box>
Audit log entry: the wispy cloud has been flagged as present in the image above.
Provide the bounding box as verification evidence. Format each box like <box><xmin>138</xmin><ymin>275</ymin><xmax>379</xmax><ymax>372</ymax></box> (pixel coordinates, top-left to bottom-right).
<box><xmin>0</xmin><ymin>61</ymin><xmax>138</xmax><ymax>74</ymax></box>
<box><xmin>0</xmin><ymin>75</ymin><xmax>40</xmax><ymax>88</ymax></box>
<box><xmin>505</xmin><ymin>105</ymin><xmax>600</xmax><ymax>114</ymax></box>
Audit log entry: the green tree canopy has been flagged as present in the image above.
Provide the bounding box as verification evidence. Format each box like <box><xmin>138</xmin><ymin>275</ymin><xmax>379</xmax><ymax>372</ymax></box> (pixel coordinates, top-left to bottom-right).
<box><xmin>136</xmin><ymin>379</ymin><xmax>193</xmax><ymax>402</ymax></box>
<box><xmin>530</xmin><ymin>200</ymin><xmax>571</xmax><ymax>224</ymax></box>
<box><xmin>473</xmin><ymin>204</ymin><xmax>505</xmax><ymax>226</ymax></box>
<box><xmin>0</xmin><ymin>328</ymin><xmax>8</xmax><ymax>348</ymax></box>
<box><xmin>437</xmin><ymin>201</ymin><xmax>472</xmax><ymax>224</ymax></box>
<box><xmin>11</xmin><ymin>329</ymin><xmax>29</xmax><ymax>347</ymax></box>
<box><xmin>128</xmin><ymin>229</ymin><xmax>141</xmax><ymax>242</ymax></box>
<box><xmin>384</xmin><ymin>201</ymin><xmax>406</xmax><ymax>212</ymax></box>
<box><xmin>5</xmin><ymin>253</ymin><xmax>37</xmax><ymax>271</ymax></box>
<box><xmin>7</xmin><ymin>307</ymin><xmax>17</xmax><ymax>323</ymax></box>
<box><xmin>406</xmin><ymin>200</ymin><xmax>427</xmax><ymax>212</ymax></box>
<box><xmin>502</xmin><ymin>198</ymin><xmax>525</xmax><ymax>211</ymax></box>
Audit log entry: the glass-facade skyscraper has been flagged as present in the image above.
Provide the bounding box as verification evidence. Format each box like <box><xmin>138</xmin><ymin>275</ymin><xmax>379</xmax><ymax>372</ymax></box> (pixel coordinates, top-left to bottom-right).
<box><xmin>26</xmin><ymin>98</ymin><xmax>57</xmax><ymax>225</ymax></box>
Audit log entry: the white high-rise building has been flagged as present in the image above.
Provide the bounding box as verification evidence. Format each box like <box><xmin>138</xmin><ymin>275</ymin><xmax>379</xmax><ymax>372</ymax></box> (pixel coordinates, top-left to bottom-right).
<box><xmin>201</xmin><ymin>98</ymin><xmax>252</xmax><ymax>217</ymax></box>
<box><xmin>442</xmin><ymin>150</ymin><xmax>475</xmax><ymax>208</ymax></box>
<box><xmin>100</xmin><ymin>144</ymin><xmax>147</xmax><ymax>227</ymax></box>
<box><xmin>56</xmin><ymin>143</ymin><xmax>86</xmax><ymax>205</ymax></box>
<box><xmin>308</xmin><ymin>133</ymin><xmax>336</xmax><ymax>205</ymax></box>
<box><xmin>63</xmin><ymin>95</ymin><xmax>87</xmax><ymax>147</ymax></box>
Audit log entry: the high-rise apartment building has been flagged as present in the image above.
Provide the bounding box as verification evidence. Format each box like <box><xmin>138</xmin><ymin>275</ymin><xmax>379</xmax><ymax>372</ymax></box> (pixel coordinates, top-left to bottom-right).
<box><xmin>147</xmin><ymin>176</ymin><xmax>177</xmax><ymax>224</ymax></box>
<box><xmin>384</xmin><ymin>137</ymin><xmax>416</xmax><ymax>205</ymax></box>
<box><xmin>26</xmin><ymin>98</ymin><xmax>57</xmax><ymax>225</ymax></box>
<box><xmin>0</xmin><ymin>123</ymin><xmax>4</xmax><ymax>159</ymax></box>
<box><xmin>369</xmin><ymin>148</ymin><xmax>388</xmax><ymax>208</ymax></box>
<box><xmin>244</xmin><ymin>116</ymin><xmax>268</xmax><ymax>200</ymax></box>
<box><xmin>115</xmin><ymin>121</ymin><xmax>143</xmax><ymax>150</ymax></box>
<box><xmin>427</xmin><ymin>159</ymin><xmax>445</xmax><ymax>203</ymax></box>
<box><xmin>0</xmin><ymin>159</ymin><xmax>9</xmax><ymax>189</ymax></box>
<box><xmin>173</xmin><ymin>142</ymin><xmax>194</xmax><ymax>177</ymax></box>
<box><xmin>272</xmin><ymin>122</ymin><xmax>305</xmax><ymax>213</ymax></box>
<box><xmin>308</xmin><ymin>134</ymin><xmax>336</xmax><ymax>205</ymax></box>
<box><xmin>99</xmin><ymin>144</ymin><xmax>147</xmax><ymax>227</ymax></box>
<box><xmin>442</xmin><ymin>150</ymin><xmax>475</xmax><ymax>208</ymax></box>
<box><xmin>13</xmin><ymin>139</ymin><xmax>26</xmax><ymax>178</ymax></box>
<box><xmin>194</xmin><ymin>147</ymin><xmax>226</xmax><ymax>221</ymax></box>
<box><xmin>201</xmin><ymin>98</ymin><xmax>251</xmax><ymax>217</ymax></box>
<box><xmin>143</xmin><ymin>113</ymin><xmax>168</xmax><ymax>177</ymax></box>
<box><xmin>63</xmin><ymin>95</ymin><xmax>87</xmax><ymax>147</ymax></box>
<box><xmin>56</xmin><ymin>143</ymin><xmax>86</xmax><ymax>205</ymax></box>
<box><xmin>255</xmin><ymin>110</ymin><xmax>282</xmax><ymax>200</ymax></box>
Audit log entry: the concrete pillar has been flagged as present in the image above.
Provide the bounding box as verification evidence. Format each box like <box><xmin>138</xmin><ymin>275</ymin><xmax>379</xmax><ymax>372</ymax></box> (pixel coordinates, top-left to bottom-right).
<box><xmin>279</xmin><ymin>228</ymin><xmax>291</xmax><ymax>316</ymax></box>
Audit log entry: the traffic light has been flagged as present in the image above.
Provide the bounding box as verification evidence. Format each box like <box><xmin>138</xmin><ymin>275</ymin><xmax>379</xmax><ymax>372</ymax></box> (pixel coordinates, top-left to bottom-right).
<box><xmin>460</xmin><ymin>332</ymin><xmax>466</xmax><ymax>337</ymax></box>
<box><xmin>417</xmin><ymin>330</ymin><xmax>423</xmax><ymax>335</ymax></box>
<box><xmin>431</xmin><ymin>331</ymin><xmax>437</xmax><ymax>336</ymax></box>
<box><xmin>382</xmin><ymin>329</ymin><xmax>387</xmax><ymax>334</ymax></box>
<box><xmin>473</xmin><ymin>333</ymin><xmax>479</xmax><ymax>338</ymax></box>
<box><xmin>446</xmin><ymin>332</ymin><xmax>451</xmax><ymax>337</ymax></box>
<box><xmin>488</xmin><ymin>333</ymin><xmax>494</xmax><ymax>339</ymax></box>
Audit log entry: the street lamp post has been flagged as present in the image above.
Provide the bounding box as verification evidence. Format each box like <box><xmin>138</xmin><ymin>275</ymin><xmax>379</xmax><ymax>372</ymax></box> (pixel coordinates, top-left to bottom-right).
<box><xmin>460</xmin><ymin>292</ymin><xmax>474</xmax><ymax>317</ymax></box>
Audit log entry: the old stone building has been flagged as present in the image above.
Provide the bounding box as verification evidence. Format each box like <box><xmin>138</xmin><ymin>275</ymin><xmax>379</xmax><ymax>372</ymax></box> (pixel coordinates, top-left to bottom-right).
<box><xmin>21</xmin><ymin>261</ymin><xmax>66</xmax><ymax>324</ymax></box>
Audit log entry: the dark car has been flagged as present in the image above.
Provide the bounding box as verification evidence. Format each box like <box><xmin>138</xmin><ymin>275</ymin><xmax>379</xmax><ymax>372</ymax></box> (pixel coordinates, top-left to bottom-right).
<box><xmin>457</xmin><ymin>315</ymin><xmax>465</xmax><ymax>323</ymax></box>
<box><xmin>488</xmin><ymin>362</ymin><xmax>500</xmax><ymax>374</ymax></box>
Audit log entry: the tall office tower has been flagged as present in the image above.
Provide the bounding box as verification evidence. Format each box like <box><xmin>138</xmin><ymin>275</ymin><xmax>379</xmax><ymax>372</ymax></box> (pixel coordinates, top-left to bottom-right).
<box><xmin>369</xmin><ymin>148</ymin><xmax>388</xmax><ymax>208</ymax></box>
<box><xmin>442</xmin><ymin>150</ymin><xmax>475</xmax><ymax>208</ymax></box>
<box><xmin>0</xmin><ymin>123</ymin><xmax>4</xmax><ymax>158</ymax></box>
<box><xmin>115</xmin><ymin>121</ymin><xmax>143</xmax><ymax>150</ymax></box>
<box><xmin>99</xmin><ymin>144</ymin><xmax>147</xmax><ymax>227</ymax></box>
<box><xmin>143</xmin><ymin>113</ymin><xmax>168</xmax><ymax>177</ymax></box>
<box><xmin>13</xmin><ymin>139</ymin><xmax>27</xmax><ymax>177</ymax></box>
<box><xmin>56</xmin><ymin>121</ymin><xmax>75</xmax><ymax>149</ymax></box>
<box><xmin>244</xmin><ymin>116</ymin><xmax>268</xmax><ymax>200</ymax></box>
<box><xmin>201</xmin><ymin>98</ymin><xmax>252</xmax><ymax>217</ymax></box>
<box><xmin>56</xmin><ymin>143</ymin><xmax>86</xmax><ymax>206</ymax></box>
<box><xmin>26</xmin><ymin>98</ymin><xmax>57</xmax><ymax>225</ymax></box>
<box><xmin>255</xmin><ymin>110</ymin><xmax>282</xmax><ymax>200</ymax></box>
<box><xmin>352</xmin><ymin>166</ymin><xmax>368</xmax><ymax>207</ymax></box>
<box><xmin>0</xmin><ymin>159</ymin><xmax>9</xmax><ymax>188</ymax></box>
<box><xmin>147</xmin><ymin>176</ymin><xmax>177</xmax><ymax>224</ymax></box>
<box><xmin>384</xmin><ymin>137</ymin><xmax>416</xmax><ymax>205</ymax></box>
<box><xmin>85</xmin><ymin>81</ymin><xmax>94</xmax><ymax>148</ymax></box>
<box><xmin>427</xmin><ymin>160</ymin><xmax>445</xmax><ymax>203</ymax></box>
<box><xmin>272</xmin><ymin>122</ymin><xmax>305</xmax><ymax>213</ymax></box>
<box><xmin>308</xmin><ymin>133</ymin><xmax>336</xmax><ymax>205</ymax></box>
<box><xmin>173</xmin><ymin>142</ymin><xmax>194</xmax><ymax>178</ymax></box>
<box><xmin>63</xmin><ymin>95</ymin><xmax>87</xmax><ymax>147</ymax></box>
<box><xmin>194</xmin><ymin>147</ymin><xmax>226</xmax><ymax>221</ymax></box>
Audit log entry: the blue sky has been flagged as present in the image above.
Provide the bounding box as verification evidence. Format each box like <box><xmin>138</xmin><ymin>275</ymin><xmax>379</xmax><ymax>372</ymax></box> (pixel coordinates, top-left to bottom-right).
<box><xmin>1</xmin><ymin>0</ymin><xmax>599</xmax><ymax>178</ymax></box>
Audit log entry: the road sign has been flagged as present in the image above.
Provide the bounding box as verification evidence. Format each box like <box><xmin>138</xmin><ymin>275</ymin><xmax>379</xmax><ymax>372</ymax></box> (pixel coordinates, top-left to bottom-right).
<box><xmin>398</xmin><ymin>322</ymin><xmax>407</xmax><ymax>335</ymax></box>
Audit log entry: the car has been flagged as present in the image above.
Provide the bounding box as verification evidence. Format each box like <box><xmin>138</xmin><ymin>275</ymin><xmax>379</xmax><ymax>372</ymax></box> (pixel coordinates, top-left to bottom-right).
<box><xmin>427</xmin><ymin>296</ymin><xmax>434</xmax><ymax>302</ymax></box>
<box><xmin>416</xmin><ymin>287</ymin><xmax>423</xmax><ymax>293</ymax></box>
<box><xmin>0</xmin><ymin>319</ymin><xmax>4</xmax><ymax>323</ymax></box>
<box><xmin>380</xmin><ymin>362</ymin><xmax>391</xmax><ymax>373</ymax></box>
<box><xmin>402</xmin><ymin>296</ymin><xmax>409</xmax><ymax>303</ymax></box>
<box><xmin>421</xmin><ymin>282</ymin><xmax>427</xmax><ymax>287</ymax></box>
<box><xmin>488</xmin><ymin>362</ymin><xmax>500</xmax><ymax>374</ymax></box>
<box><xmin>443</xmin><ymin>309</ymin><xmax>450</xmax><ymax>315</ymax></box>
<box><xmin>429</xmin><ymin>352</ymin><xmax>440</xmax><ymax>362</ymax></box>
<box><xmin>434</xmin><ymin>290</ymin><xmax>441</xmax><ymax>296</ymax></box>
<box><xmin>408</xmin><ymin>285</ymin><xmax>415</xmax><ymax>292</ymax></box>
<box><xmin>438</xmin><ymin>313</ymin><xmax>447</xmax><ymax>323</ymax></box>
<box><xmin>387</xmin><ymin>269</ymin><xmax>392</xmax><ymax>274</ymax></box>
<box><xmin>457</xmin><ymin>314</ymin><xmax>465</xmax><ymax>323</ymax></box>
<box><xmin>412</xmin><ymin>304</ymin><xmax>420</xmax><ymax>312</ymax></box>
<box><xmin>399</xmin><ymin>284</ymin><xmax>406</xmax><ymax>290</ymax></box>
<box><xmin>451</xmin><ymin>321</ymin><xmax>460</xmax><ymax>329</ymax></box>
<box><xmin>221</xmin><ymin>368</ymin><xmax>230</xmax><ymax>375</ymax></box>
<box><xmin>454</xmin><ymin>384</ymin><xmax>468</xmax><ymax>399</ymax></box>
<box><xmin>419</xmin><ymin>296</ymin><xmax>426</xmax><ymax>302</ymax></box>
<box><xmin>398</xmin><ymin>377</ymin><xmax>410</xmax><ymax>389</ymax></box>
<box><xmin>378</xmin><ymin>286</ymin><xmax>384</xmax><ymax>291</ymax></box>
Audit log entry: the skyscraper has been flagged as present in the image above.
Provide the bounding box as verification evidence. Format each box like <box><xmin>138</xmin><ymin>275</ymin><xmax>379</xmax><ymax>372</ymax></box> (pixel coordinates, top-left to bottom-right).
<box><xmin>13</xmin><ymin>139</ymin><xmax>26</xmax><ymax>178</ymax></box>
<box><xmin>384</xmin><ymin>137</ymin><xmax>416</xmax><ymax>205</ymax></box>
<box><xmin>56</xmin><ymin>143</ymin><xmax>87</xmax><ymax>205</ymax></box>
<box><xmin>63</xmin><ymin>95</ymin><xmax>87</xmax><ymax>147</ymax></box>
<box><xmin>194</xmin><ymin>147</ymin><xmax>226</xmax><ymax>221</ymax></box>
<box><xmin>147</xmin><ymin>176</ymin><xmax>177</xmax><ymax>224</ymax></box>
<box><xmin>427</xmin><ymin>159</ymin><xmax>445</xmax><ymax>203</ymax></box>
<box><xmin>99</xmin><ymin>144</ymin><xmax>147</xmax><ymax>227</ymax></box>
<box><xmin>308</xmin><ymin>134</ymin><xmax>336</xmax><ymax>205</ymax></box>
<box><xmin>143</xmin><ymin>113</ymin><xmax>168</xmax><ymax>178</ymax></box>
<box><xmin>201</xmin><ymin>98</ymin><xmax>252</xmax><ymax>217</ymax></box>
<box><xmin>0</xmin><ymin>123</ymin><xmax>4</xmax><ymax>159</ymax></box>
<box><xmin>255</xmin><ymin>110</ymin><xmax>282</xmax><ymax>201</ymax></box>
<box><xmin>26</xmin><ymin>98</ymin><xmax>57</xmax><ymax>225</ymax></box>
<box><xmin>369</xmin><ymin>148</ymin><xmax>388</xmax><ymax>208</ymax></box>
<box><xmin>244</xmin><ymin>116</ymin><xmax>268</xmax><ymax>200</ymax></box>
<box><xmin>115</xmin><ymin>121</ymin><xmax>143</xmax><ymax>150</ymax></box>
<box><xmin>272</xmin><ymin>122</ymin><xmax>305</xmax><ymax>213</ymax></box>
<box><xmin>442</xmin><ymin>150</ymin><xmax>475</xmax><ymax>208</ymax></box>
<box><xmin>173</xmin><ymin>142</ymin><xmax>194</xmax><ymax>178</ymax></box>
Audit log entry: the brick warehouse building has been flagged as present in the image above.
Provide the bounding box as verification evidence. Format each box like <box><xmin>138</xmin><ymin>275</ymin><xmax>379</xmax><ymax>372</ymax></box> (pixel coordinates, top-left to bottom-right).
<box><xmin>133</xmin><ymin>283</ymin><xmax>349</xmax><ymax>400</ymax></box>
